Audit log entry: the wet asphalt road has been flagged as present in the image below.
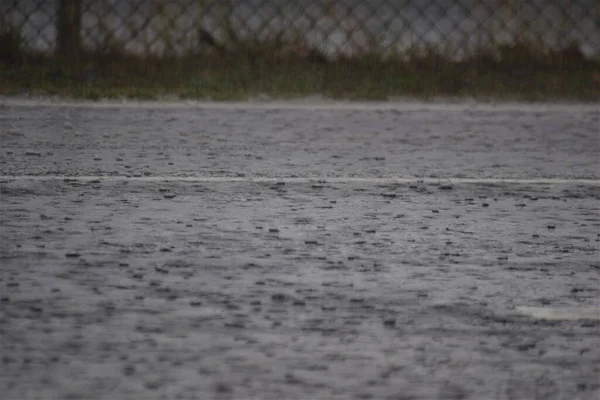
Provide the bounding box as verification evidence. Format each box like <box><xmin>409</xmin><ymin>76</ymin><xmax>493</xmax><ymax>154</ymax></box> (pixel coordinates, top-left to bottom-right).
<box><xmin>0</xmin><ymin>101</ymin><xmax>598</xmax><ymax>179</ymax></box>
<box><xmin>0</xmin><ymin>99</ymin><xmax>599</xmax><ymax>400</ymax></box>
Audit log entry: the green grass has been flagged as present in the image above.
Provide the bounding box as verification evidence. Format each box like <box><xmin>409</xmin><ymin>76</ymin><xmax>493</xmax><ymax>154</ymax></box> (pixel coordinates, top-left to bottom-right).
<box><xmin>0</xmin><ymin>46</ymin><xmax>598</xmax><ymax>102</ymax></box>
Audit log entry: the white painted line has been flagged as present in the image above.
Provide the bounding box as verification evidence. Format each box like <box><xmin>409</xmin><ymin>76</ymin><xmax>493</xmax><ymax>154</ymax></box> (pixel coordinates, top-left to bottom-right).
<box><xmin>516</xmin><ymin>306</ymin><xmax>599</xmax><ymax>321</ymax></box>
<box><xmin>1</xmin><ymin>97</ymin><xmax>597</xmax><ymax>112</ymax></box>
<box><xmin>0</xmin><ymin>176</ymin><xmax>599</xmax><ymax>185</ymax></box>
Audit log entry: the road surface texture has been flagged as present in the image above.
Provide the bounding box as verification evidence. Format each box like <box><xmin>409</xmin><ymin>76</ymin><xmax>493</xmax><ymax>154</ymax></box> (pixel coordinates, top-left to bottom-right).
<box><xmin>0</xmin><ymin>99</ymin><xmax>599</xmax><ymax>400</ymax></box>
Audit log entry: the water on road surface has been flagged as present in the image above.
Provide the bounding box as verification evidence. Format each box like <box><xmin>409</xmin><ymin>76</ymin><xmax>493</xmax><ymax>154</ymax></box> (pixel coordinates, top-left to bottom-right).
<box><xmin>0</xmin><ymin>99</ymin><xmax>599</xmax><ymax>400</ymax></box>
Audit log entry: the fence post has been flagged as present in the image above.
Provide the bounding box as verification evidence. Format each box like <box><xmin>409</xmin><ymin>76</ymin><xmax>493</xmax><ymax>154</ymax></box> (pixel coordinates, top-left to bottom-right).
<box><xmin>57</xmin><ymin>0</ymin><xmax>82</xmax><ymax>61</ymax></box>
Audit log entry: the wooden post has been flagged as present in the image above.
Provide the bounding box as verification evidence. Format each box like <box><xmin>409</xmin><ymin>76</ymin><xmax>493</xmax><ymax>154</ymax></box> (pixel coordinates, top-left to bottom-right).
<box><xmin>57</xmin><ymin>0</ymin><xmax>82</xmax><ymax>61</ymax></box>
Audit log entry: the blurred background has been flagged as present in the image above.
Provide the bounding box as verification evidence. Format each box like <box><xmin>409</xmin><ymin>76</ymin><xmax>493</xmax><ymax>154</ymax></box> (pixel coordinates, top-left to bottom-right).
<box><xmin>4</xmin><ymin>0</ymin><xmax>599</xmax><ymax>59</ymax></box>
<box><xmin>1</xmin><ymin>0</ymin><xmax>598</xmax><ymax>99</ymax></box>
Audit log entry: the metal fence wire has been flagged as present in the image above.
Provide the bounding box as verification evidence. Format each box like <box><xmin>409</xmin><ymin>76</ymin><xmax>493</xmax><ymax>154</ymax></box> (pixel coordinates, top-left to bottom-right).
<box><xmin>2</xmin><ymin>0</ymin><xmax>599</xmax><ymax>60</ymax></box>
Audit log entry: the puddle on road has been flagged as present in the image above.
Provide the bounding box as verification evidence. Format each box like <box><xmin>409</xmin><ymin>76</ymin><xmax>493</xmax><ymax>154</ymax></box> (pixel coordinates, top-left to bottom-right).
<box><xmin>516</xmin><ymin>306</ymin><xmax>600</xmax><ymax>321</ymax></box>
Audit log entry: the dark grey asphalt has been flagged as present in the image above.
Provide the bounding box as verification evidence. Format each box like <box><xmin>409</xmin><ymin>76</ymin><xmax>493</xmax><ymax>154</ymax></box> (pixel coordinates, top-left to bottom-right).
<box><xmin>0</xmin><ymin>100</ymin><xmax>599</xmax><ymax>400</ymax></box>
<box><xmin>1</xmin><ymin>101</ymin><xmax>598</xmax><ymax>180</ymax></box>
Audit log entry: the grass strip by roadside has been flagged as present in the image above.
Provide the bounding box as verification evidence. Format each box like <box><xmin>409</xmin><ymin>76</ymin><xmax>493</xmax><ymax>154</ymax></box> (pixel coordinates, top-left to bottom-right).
<box><xmin>1</xmin><ymin>49</ymin><xmax>598</xmax><ymax>102</ymax></box>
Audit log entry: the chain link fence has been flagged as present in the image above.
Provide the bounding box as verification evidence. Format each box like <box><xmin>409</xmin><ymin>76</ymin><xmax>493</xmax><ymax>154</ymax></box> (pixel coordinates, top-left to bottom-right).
<box><xmin>2</xmin><ymin>0</ymin><xmax>599</xmax><ymax>61</ymax></box>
